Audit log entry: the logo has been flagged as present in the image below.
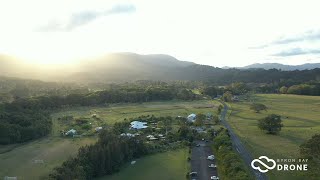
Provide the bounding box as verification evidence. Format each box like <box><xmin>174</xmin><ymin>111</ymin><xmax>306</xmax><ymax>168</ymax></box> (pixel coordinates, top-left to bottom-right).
<box><xmin>251</xmin><ymin>156</ymin><xmax>276</xmax><ymax>173</ymax></box>
<box><xmin>251</xmin><ymin>156</ymin><xmax>308</xmax><ymax>173</ymax></box>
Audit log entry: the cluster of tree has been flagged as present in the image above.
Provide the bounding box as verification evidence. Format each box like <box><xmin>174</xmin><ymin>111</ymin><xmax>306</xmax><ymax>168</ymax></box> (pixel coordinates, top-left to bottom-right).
<box><xmin>177</xmin><ymin>124</ymin><xmax>198</xmax><ymax>142</ymax></box>
<box><xmin>176</xmin><ymin>65</ymin><xmax>320</xmax><ymax>85</ymax></box>
<box><xmin>48</xmin><ymin>129</ymin><xmax>150</xmax><ymax>179</ymax></box>
<box><xmin>200</xmin><ymin>82</ymin><xmax>248</xmax><ymax>98</ymax></box>
<box><xmin>0</xmin><ymin>76</ymin><xmax>89</xmax><ymax>103</ymax></box>
<box><xmin>222</xmin><ymin>91</ymin><xmax>233</xmax><ymax>102</ymax></box>
<box><xmin>0</xmin><ymin>103</ymin><xmax>51</xmax><ymax>144</ymax></box>
<box><xmin>212</xmin><ymin>128</ymin><xmax>252</xmax><ymax>180</ymax></box>
<box><xmin>299</xmin><ymin>134</ymin><xmax>320</xmax><ymax>179</ymax></box>
<box><xmin>250</xmin><ymin>103</ymin><xmax>267</xmax><ymax>113</ymax></box>
<box><xmin>258</xmin><ymin>114</ymin><xmax>283</xmax><ymax>134</ymax></box>
<box><xmin>9</xmin><ymin>85</ymin><xmax>199</xmax><ymax>110</ymax></box>
<box><xmin>279</xmin><ymin>82</ymin><xmax>320</xmax><ymax>96</ymax></box>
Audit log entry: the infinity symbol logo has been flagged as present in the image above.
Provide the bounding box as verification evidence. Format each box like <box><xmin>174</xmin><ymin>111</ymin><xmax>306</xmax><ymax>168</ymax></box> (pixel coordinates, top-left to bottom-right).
<box><xmin>251</xmin><ymin>156</ymin><xmax>276</xmax><ymax>173</ymax></box>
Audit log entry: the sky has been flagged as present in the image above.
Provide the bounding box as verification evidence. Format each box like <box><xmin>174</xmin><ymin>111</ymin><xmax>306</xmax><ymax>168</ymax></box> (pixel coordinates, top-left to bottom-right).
<box><xmin>1</xmin><ymin>0</ymin><xmax>320</xmax><ymax>67</ymax></box>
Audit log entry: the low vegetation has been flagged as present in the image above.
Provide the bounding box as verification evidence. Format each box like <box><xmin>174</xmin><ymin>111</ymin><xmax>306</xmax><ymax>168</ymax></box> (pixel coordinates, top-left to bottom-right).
<box><xmin>212</xmin><ymin>128</ymin><xmax>252</xmax><ymax>180</ymax></box>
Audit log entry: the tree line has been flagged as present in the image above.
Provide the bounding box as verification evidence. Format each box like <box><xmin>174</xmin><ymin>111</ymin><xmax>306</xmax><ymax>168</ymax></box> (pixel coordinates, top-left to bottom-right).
<box><xmin>212</xmin><ymin>128</ymin><xmax>252</xmax><ymax>180</ymax></box>
<box><xmin>279</xmin><ymin>82</ymin><xmax>320</xmax><ymax>96</ymax></box>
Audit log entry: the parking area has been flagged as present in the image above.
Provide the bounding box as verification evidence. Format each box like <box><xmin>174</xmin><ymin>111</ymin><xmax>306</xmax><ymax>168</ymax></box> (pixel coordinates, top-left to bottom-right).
<box><xmin>190</xmin><ymin>140</ymin><xmax>218</xmax><ymax>180</ymax></box>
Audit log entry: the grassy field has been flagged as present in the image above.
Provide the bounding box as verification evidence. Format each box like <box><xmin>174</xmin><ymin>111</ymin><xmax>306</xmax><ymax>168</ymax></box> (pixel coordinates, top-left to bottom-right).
<box><xmin>228</xmin><ymin>94</ymin><xmax>320</xmax><ymax>180</ymax></box>
<box><xmin>0</xmin><ymin>100</ymin><xmax>217</xmax><ymax>179</ymax></box>
<box><xmin>0</xmin><ymin>137</ymin><xmax>96</xmax><ymax>180</ymax></box>
<box><xmin>97</xmin><ymin>148</ymin><xmax>190</xmax><ymax>180</ymax></box>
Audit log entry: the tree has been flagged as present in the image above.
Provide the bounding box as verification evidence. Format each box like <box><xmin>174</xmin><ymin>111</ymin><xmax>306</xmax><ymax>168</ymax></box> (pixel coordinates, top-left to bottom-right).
<box><xmin>222</xmin><ymin>91</ymin><xmax>233</xmax><ymax>102</ymax></box>
<box><xmin>299</xmin><ymin>134</ymin><xmax>320</xmax><ymax>179</ymax></box>
<box><xmin>201</xmin><ymin>86</ymin><xmax>218</xmax><ymax>97</ymax></box>
<box><xmin>218</xmin><ymin>105</ymin><xmax>223</xmax><ymax>114</ymax></box>
<box><xmin>213</xmin><ymin>115</ymin><xmax>220</xmax><ymax>125</ymax></box>
<box><xmin>279</xmin><ymin>86</ymin><xmax>288</xmax><ymax>94</ymax></box>
<box><xmin>250</xmin><ymin>103</ymin><xmax>267</xmax><ymax>113</ymax></box>
<box><xmin>258</xmin><ymin>114</ymin><xmax>283</xmax><ymax>134</ymax></box>
<box><xmin>195</xmin><ymin>113</ymin><xmax>206</xmax><ymax>126</ymax></box>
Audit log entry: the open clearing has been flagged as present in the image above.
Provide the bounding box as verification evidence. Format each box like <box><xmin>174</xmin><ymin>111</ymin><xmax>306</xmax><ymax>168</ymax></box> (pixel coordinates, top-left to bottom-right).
<box><xmin>228</xmin><ymin>94</ymin><xmax>320</xmax><ymax>180</ymax></box>
<box><xmin>97</xmin><ymin>148</ymin><xmax>189</xmax><ymax>180</ymax></box>
<box><xmin>51</xmin><ymin>100</ymin><xmax>218</xmax><ymax>136</ymax></box>
<box><xmin>0</xmin><ymin>100</ymin><xmax>216</xmax><ymax>179</ymax></box>
<box><xmin>0</xmin><ymin>137</ymin><xmax>96</xmax><ymax>180</ymax></box>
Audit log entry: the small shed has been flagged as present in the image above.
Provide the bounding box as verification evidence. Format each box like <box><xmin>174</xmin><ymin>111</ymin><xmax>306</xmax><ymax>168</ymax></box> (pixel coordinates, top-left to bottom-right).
<box><xmin>65</xmin><ymin>129</ymin><xmax>76</xmax><ymax>136</ymax></box>
<box><xmin>187</xmin><ymin>114</ymin><xmax>197</xmax><ymax>122</ymax></box>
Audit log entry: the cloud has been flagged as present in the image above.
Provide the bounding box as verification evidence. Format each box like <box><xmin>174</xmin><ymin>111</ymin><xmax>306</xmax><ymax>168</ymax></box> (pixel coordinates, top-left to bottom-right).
<box><xmin>252</xmin><ymin>30</ymin><xmax>320</xmax><ymax>49</ymax></box>
<box><xmin>273</xmin><ymin>30</ymin><xmax>320</xmax><ymax>44</ymax></box>
<box><xmin>38</xmin><ymin>4</ymin><xmax>136</xmax><ymax>31</ymax></box>
<box><xmin>272</xmin><ymin>47</ymin><xmax>320</xmax><ymax>56</ymax></box>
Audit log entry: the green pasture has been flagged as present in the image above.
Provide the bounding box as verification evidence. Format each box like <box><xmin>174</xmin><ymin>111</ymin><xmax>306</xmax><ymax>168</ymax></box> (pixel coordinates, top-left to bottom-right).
<box><xmin>98</xmin><ymin>148</ymin><xmax>190</xmax><ymax>180</ymax></box>
<box><xmin>227</xmin><ymin>94</ymin><xmax>320</xmax><ymax>180</ymax></box>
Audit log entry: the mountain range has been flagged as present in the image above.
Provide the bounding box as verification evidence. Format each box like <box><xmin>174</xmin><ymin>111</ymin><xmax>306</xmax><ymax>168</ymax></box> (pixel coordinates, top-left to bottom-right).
<box><xmin>223</xmin><ymin>63</ymin><xmax>320</xmax><ymax>71</ymax></box>
<box><xmin>0</xmin><ymin>53</ymin><xmax>319</xmax><ymax>84</ymax></box>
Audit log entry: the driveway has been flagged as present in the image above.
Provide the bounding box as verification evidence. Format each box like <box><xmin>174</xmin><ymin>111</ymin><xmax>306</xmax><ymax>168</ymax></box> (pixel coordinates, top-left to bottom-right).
<box><xmin>190</xmin><ymin>140</ymin><xmax>218</xmax><ymax>180</ymax></box>
<box><xmin>219</xmin><ymin>101</ymin><xmax>267</xmax><ymax>180</ymax></box>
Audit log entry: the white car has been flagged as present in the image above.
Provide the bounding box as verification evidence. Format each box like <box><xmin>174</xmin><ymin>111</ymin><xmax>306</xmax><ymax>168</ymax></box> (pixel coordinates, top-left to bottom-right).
<box><xmin>208</xmin><ymin>164</ymin><xmax>217</xmax><ymax>168</ymax></box>
<box><xmin>211</xmin><ymin>176</ymin><xmax>219</xmax><ymax>180</ymax></box>
<box><xmin>207</xmin><ymin>155</ymin><xmax>215</xmax><ymax>160</ymax></box>
<box><xmin>189</xmin><ymin>172</ymin><xmax>197</xmax><ymax>177</ymax></box>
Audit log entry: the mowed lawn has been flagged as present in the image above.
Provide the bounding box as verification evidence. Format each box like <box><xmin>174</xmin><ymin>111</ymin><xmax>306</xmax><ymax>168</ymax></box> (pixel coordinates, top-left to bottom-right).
<box><xmin>0</xmin><ymin>100</ymin><xmax>216</xmax><ymax>179</ymax></box>
<box><xmin>97</xmin><ymin>148</ymin><xmax>190</xmax><ymax>180</ymax></box>
<box><xmin>228</xmin><ymin>94</ymin><xmax>320</xmax><ymax>180</ymax></box>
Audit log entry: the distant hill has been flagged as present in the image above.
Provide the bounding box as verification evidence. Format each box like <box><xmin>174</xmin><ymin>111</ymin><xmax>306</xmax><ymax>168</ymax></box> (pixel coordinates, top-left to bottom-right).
<box><xmin>70</xmin><ymin>53</ymin><xmax>196</xmax><ymax>82</ymax></box>
<box><xmin>0</xmin><ymin>53</ymin><xmax>319</xmax><ymax>84</ymax></box>
<box><xmin>223</xmin><ymin>63</ymin><xmax>320</xmax><ymax>71</ymax></box>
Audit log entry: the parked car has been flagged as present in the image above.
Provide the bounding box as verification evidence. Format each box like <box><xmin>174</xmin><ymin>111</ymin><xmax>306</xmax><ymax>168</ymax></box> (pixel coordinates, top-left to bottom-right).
<box><xmin>211</xmin><ymin>176</ymin><xmax>219</xmax><ymax>180</ymax></box>
<box><xmin>207</xmin><ymin>155</ymin><xmax>215</xmax><ymax>160</ymax></box>
<box><xmin>208</xmin><ymin>164</ymin><xmax>217</xmax><ymax>168</ymax></box>
<box><xmin>189</xmin><ymin>172</ymin><xmax>198</xmax><ymax>177</ymax></box>
<box><xmin>196</xmin><ymin>144</ymin><xmax>200</xmax><ymax>147</ymax></box>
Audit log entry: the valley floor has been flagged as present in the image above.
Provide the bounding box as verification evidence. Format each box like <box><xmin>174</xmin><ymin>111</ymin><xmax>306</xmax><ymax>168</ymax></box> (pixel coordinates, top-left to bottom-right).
<box><xmin>97</xmin><ymin>148</ymin><xmax>189</xmax><ymax>180</ymax></box>
<box><xmin>227</xmin><ymin>94</ymin><xmax>320</xmax><ymax>180</ymax></box>
<box><xmin>0</xmin><ymin>100</ymin><xmax>217</xmax><ymax>179</ymax></box>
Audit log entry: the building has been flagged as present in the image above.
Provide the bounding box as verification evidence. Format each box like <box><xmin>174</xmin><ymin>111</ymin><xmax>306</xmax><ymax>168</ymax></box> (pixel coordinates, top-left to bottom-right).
<box><xmin>95</xmin><ymin>127</ymin><xmax>103</xmax><ymax>132</ymax></box>
<box><xmin>120</xmin><ymin>133</ymin><xmax>135</xmax><ymax>137</ymax></box>
<box><xmin>130</xmin><ymin>121</ymin><xmax>148</xmax><ymax>129</ymax></box>
<box><xmin>187</xmin><ymin>113</ymin><xmax>197</xmax><ymax>122</ymax></box>
<box><xmin>65</xmin><ymin>129</ymin><xmax>76</xmax><ymax>136</ymax></box>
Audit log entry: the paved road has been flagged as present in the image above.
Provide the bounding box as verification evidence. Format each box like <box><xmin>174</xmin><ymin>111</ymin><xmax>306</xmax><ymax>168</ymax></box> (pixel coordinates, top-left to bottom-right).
<box><xmin>191</xmin><ymin>140</ymin><xmax>218</xmax><ymax>180</ymax></box>
<box><xmin>219</xmin><ymin>101</ymin><xmax>267</xmax><ymax>180</ymax></box>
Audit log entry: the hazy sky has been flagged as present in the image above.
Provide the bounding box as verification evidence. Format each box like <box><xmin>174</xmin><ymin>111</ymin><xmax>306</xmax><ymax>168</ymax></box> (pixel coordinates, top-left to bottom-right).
<box><xmin>1</xmin><ymin>0</ymin><xmax>320</xmax><ymax>67</ymax></box>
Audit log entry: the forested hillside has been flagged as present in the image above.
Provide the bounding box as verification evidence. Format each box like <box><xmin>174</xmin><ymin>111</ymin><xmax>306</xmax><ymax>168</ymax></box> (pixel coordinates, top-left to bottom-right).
<box><xmin>1</xmin><ymin>53</ymin><xmax>319</xmax><ymax>84</ymax></box>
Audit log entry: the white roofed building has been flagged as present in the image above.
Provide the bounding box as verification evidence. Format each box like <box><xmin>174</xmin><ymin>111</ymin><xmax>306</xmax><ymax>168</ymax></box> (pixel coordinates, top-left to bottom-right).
<box><xmin>130</xmin><ymin>121</ymin><xmax>148</xmax><ymax>129</ymax></box>
<box><xmin>187</xmin><ymin>113</ymin><xmax>197</xmax><ymax>122</ymax></box>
